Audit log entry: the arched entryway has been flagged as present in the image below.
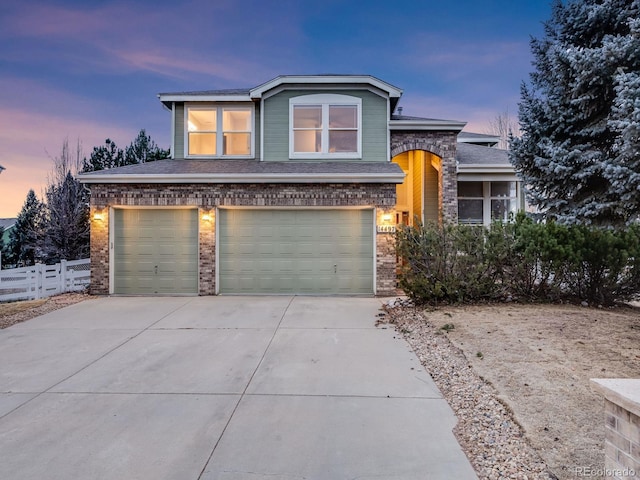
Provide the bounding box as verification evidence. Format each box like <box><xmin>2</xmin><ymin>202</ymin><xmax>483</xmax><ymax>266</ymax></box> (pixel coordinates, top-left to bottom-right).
<box><xmin>392</xmin><ymin>149</ymin><xmax>443</xmax><ymax>226</ymax></box>
<box><xmin>389</xmin><ymin>131</ymin><xmax>459</xmax><ymax>224</ymax></box>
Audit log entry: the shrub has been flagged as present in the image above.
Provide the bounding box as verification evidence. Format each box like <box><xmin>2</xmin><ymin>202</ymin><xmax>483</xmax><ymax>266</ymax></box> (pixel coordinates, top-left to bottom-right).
<box><xmin>396</xmin><ymin>222</ymin><xmax>504</xmax><ymax>304</ymax></box>
<box><xmin>395</xmin><ymin>216</ymin><xmax>640</xmax><ymax>306</ymax></box>
<box><xmin>560</xmin><ymin>224</ymin><xmax>640</xmax><ymax>305</ymax></box>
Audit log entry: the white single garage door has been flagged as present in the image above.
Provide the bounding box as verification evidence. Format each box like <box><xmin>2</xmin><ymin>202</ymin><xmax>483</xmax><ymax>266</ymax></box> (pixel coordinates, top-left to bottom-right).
<box><xmin>218</xmin><ymin>209</ymin><xmax>374</xmax><ymax>294</ymax></box>
<box><xmin>113</xmin><ymin>209</ymin><xmax>198</xmax><ymax>294</ymax></box>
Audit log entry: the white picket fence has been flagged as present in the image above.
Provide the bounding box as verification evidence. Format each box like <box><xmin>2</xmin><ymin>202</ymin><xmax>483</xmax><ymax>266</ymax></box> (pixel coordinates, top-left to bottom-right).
<box><xmin>0</xmin><ymin>259</ymin><xmax>90</xmax><ymax>302</ymax></box>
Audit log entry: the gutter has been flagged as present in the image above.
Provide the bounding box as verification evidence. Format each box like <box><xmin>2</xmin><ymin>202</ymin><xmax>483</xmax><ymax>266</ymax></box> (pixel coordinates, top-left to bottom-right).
<box><xmin>457</xmin><ymin>164</ymin><xmax>516</xmax><ymax>174</ymax></box>
<box><xmin>389</xmin><ymin>120</ymin><xmax>466</xmax><ymax>132</ymax></box>
<box><xmin>78</xmin><ymin>172</ymin><xmax>406</xmax><ymax>185</ymax></box>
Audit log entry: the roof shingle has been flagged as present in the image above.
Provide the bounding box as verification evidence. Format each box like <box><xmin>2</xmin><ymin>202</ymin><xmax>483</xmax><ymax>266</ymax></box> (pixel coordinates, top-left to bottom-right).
<box><xmin>456</xmin><ymin>143</ymin><xmax>510</xmax><ymax>165</ymax></box>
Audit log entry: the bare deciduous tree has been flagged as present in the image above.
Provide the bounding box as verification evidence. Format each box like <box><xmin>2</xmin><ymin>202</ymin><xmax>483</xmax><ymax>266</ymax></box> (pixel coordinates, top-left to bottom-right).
<box><xmin>47</xmin><ymin>137</ymin><xmax>83</xmax><ymax>186</ymax></box>
<box><xmin>486</xmin><ymin>109</ymin><xmax>521</xmax><ymax>150</ymax></box>
<box><xmin>43</xmin><ymin>138</ymin><xmax>89</xmax><ymax>262</ymax></box>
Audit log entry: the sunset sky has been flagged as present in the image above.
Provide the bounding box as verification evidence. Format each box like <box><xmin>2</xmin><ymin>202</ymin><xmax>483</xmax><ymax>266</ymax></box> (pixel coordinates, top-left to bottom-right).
<box><xmin>0</xmin><ymin>0</ymin><xmax>551</xmax><ymax>218</ymax></box>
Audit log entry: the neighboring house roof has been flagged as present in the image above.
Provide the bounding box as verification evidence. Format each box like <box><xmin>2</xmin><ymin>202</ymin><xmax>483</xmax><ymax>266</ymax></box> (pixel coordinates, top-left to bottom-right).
<box><xmin>457</xmin><ymin>132</ymin><xmax>500</xmax><ymax>147</ymax></box>
<box><xmin>0</xmin><ymin>218</ymin><xmax>15</xmax><ymax>245</ymax></box>
<box><xmin>456</xmin><ymin>143</ymin><xmax>514</xmax><ymax>174</ymax></box>
<box><xmin>0</xmin><ymin>218</ymin><xmax>15</xmax><ymax>230</ymax></box>
<box><xmin>78</xmin><ymin>159</ymin><xmax>405</xmax><ymax>184</ymax></box>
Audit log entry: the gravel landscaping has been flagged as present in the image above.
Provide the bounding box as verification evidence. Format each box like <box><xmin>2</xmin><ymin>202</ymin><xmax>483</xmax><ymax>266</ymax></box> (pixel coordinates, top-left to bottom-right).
<box><xmin>0</xmin><ymin>293</ymin><xmax>90</xmax><ymax>329</ymax></box>
<box><xmin>382</xmin><ymin>301</ymin><xmax>640</xmax><ymax>480</ymax></box>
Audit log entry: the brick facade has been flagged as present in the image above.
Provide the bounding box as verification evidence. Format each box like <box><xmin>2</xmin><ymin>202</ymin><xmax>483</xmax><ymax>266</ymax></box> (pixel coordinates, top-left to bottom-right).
<box><xmin>89</xmin><ymin>183</ymin><xmax>397</xmax><ymax>296</ymax></box>
<box><xmin>390</xmin><ymin>130</ymin><xmax>459</xmax><ymax>223</ymax></box>
<box><xmin>604</xmin><ymin>399</ymin><xmax>640</xmax><ymax>476</ymax></box>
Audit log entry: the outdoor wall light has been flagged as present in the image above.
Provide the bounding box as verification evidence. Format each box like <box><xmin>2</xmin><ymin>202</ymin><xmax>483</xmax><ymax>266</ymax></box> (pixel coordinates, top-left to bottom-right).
<box><xmin>202</xmin><ymin>212</ymin><xmax>213</xmax><ymax>222</ymax></box>
<box><xmin>381</xmin><ymin>213</ymin><xmax>393</xmax><ymax>223</ymax></box>
<box><xmin>93</xmin><ymin>210</ymin><xmax>105</xmax><ymax>221</ymax></box>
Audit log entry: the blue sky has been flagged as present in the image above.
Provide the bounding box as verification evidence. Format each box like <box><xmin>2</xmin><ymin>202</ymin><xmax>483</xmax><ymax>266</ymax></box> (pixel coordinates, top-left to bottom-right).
<box><xmin>0</xmin><ymin>0</ymin><xmax>551</xmax><ymax>217</ymax></box>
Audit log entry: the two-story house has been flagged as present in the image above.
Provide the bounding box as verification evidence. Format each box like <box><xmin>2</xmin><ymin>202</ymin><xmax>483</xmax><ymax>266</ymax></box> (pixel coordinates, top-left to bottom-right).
<box><xmin>79</xmin><ymin>74</ymin><xmax>520</xmax><ymax>297</ymax></box>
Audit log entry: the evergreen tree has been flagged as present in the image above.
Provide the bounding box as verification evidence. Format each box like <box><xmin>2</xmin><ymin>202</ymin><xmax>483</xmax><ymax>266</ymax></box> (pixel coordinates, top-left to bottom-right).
<box><xmin>42</xmin><ymin>139</ymin><xmax>90</xmax><ymax>262</ymax></box>
<box><xmin>0</xmin><ymin>226</ymin><xmax>5</xmax><ymax>268</ymax></box>
<box><xmin>82</xmin><ymin>138</ymin><xmax>124</xmax><ymax>172</ymax></box>
<box><xmin>82</xmin><ymin>130</ymin><xmax>169</xmax><ymax>172</ymax></box>
<box><xmin>510</xmin><ymin>0</ymin><xmax>640</xmax><ymax>225</ymax></box>
<box><xmin>43</xmin><ymin>172</ymin><xmax>90</xmax><ymax>263</ymax></box>
<box><xmin>8</xmin><ymin>190</ymin><xmax>44</xmax><ymax>266</ymax></box>
<box><xmin>124</xmin><ymin>129</ymin><xmax>170</xmax><ymax>164</ymax></box>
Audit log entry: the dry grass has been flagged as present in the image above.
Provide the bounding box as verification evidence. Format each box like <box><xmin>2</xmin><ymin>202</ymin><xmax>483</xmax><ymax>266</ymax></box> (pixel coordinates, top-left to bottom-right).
<box><xmin>0</xmin><ymin>299</ymin><xmax>48</xmax><ymax>317</ymax></box>
<box><xmin>0</xmin><ymin>293</ymin><xmax>89</xmax><ymax>329</ymax></box>
<box><xmin>407</xmin><ymin>303</ymin><xmax>640</xmax><ymax>480</ymax></box>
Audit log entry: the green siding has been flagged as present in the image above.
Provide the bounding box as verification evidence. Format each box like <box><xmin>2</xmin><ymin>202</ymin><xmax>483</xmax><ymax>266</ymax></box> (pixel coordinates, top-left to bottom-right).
<box><xmin>114</xmin><ymin>209</ymin><xmax>198</xmax><ymax>294</ymax></box>
<box><xmin>254</xmin><ymin>101</ymin><xmax>261</xmax><ymax>160</ymax></box>
<box><xmin>174</xmin><ymin>103</ymin><xmax>185</xmax><ymax>158</ymax></box>
<box><xmin>262</xmin><ymin>89</ymin><xmax>388</xmax><ymax>162</ymax></box>
<box><xmin>218</xmin><ymin>209</ymin><xmax>374</xmax><ymax>294</ymax></box>
<box><xmin>1</xmin><ymin>226</ymin><xmax>12</xmax><ymax>246</ymax></box>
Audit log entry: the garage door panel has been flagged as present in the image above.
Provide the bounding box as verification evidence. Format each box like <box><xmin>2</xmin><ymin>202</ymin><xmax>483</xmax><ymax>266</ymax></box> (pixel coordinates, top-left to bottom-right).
<box><xmin>297</xmin><ymin>243</ymin><xmax>318</xmax><ymax>256</ymax></box>
<box><xmin>337</xmin><ymin>275</ymin><xmax>372</xmax><ymax>290</ymax></box>
<box><xmin>312</xmin><ymin>259</ymin><xmax>335</xmax><ymax>272</ymax></box>
<box><xmin>273</xmin><ymin>277</ymin><xmax>295</xmax><ymax>291</ymax></box>
<box><xmin>158</xmin><ymin>259</ymin><xmax>194</xmax><ymax>273</ymax></box>
<box><xmin>114</xmin><ymin>209</ymin><xmax>198</xmax><ymax>295</ymax></box>
<box><xmin>278</xmin><ymin>259</ymin><xmax>294</xmax><ymax>272</ymax></box>
<box><xmin>259</xmin><ymin>262</ymin><xmax>277</xmax><ymax>274</ymax></box>
<box><xmin>219</xmin><ymin>209</ymin><xmax>374</xmax><ymax>294</ymax></box>
<box><xmin>235</xmin><ymin>259</ymin><xmax>257</xmax><ymax>272</ymax></box>
<box><xmin>279</xmin><ymin>226</ymin><xmax>295</xmax><ymax>237</ymax></box>
<box><xmin>277</xmin><ymin>243</ymin><xmax>295</xmax><ymax>255</ymax></box>
<box><xmin>257</xmin><ymin>243</ymin><xmax>275</xmax><ymax>255</ymax></box>
<box><xmin>296</xmin><ymin>226</ymin><xmax>315</xmax><ymax>238</ymax></box>
<box><xmin>315</xmin><ymin>243</ymin><xmax>334</xmax><ymax>255</ymax></box>
<box><xmin>237</xmin><ymin>242</ymin><xmax>256</xmax><ymax>255</ymax></box>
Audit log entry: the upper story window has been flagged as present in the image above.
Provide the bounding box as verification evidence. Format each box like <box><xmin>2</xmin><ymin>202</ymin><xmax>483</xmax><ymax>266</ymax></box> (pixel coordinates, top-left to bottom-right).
<box><xmin>458</xmin><ymin>181</ymin><xmax>519</xmax><ymax>225</ymax></box>
<box><xmin>290</xmin><ymin>94</ymin><xmax>361</xmax><ymax>158</ymax></box>
<box><xmin>186</xmin><ymin>105</ymin><xmax>252</xmax><ymax>157</ymax></box>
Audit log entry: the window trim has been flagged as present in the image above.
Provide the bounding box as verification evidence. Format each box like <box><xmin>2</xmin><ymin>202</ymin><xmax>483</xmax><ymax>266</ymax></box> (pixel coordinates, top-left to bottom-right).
<box><xmin>289</xmin><ymin>94</ymin><xmax>362</xmax><ymax>159</ymax></box>
<box><xmin>458</xmin><ymin>180</ymin><xmax>519</xmax><ymax>226</ymax></box>
<box><xmin>184</xmin><ymin>103</ymin><xmax>254</xmax><ymax>158</ymax></box>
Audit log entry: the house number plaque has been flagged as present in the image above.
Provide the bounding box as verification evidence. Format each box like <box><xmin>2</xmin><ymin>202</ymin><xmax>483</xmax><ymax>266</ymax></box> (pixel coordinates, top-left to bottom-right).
<box><xmin>376</xmin><ymin>225</ymin><xmax>396</xmax><ymax>233</ymax></box>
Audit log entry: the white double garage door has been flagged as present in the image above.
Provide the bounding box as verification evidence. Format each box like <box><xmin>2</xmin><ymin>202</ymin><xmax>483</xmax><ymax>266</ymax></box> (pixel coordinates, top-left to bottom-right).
<box><xmin>113</xmin><ymin>208</ymin><xmax>375</xmax><ymax>295</ymax></box>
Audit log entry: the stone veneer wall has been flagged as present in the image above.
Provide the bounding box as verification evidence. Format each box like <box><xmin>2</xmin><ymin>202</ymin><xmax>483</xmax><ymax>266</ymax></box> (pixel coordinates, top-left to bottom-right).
<box><xmin>89</xmin><ymin>183</ymin><xmax>397</xmax><ymax>296</ymax></box>
<box><xmin>390</xmin><ymin>130</ymin><xmax>459</xmax><ymax>223</ymax></box>
<box><xmin>592</xmin><ymin>379</ymin><xmax>640</xmax><ymax>479</ymax></box>
<box><xmin>604</xmin><ymin>399</ymin><xmax>640</xmax><ymax>476</ymax></box>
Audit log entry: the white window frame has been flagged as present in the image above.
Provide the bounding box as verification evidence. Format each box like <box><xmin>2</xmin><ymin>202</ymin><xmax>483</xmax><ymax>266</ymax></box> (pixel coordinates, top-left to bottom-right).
<box><xmin>458</xmin><ymin>180</ymin><xmax>520</xmax><ymax>226</ymax></box>
<box><xmin>184</xmin><ymin>103</ymin><xmax>254</xmax><ymax>158</ymax></box>
<box><xmin>289</xmin><ymin>94</ymin><xmax>362</xmax><ymax>159</ymax></box>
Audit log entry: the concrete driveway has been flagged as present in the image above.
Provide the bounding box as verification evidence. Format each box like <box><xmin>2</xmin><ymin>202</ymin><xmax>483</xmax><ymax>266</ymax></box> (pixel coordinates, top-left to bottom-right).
<box><xmin>0</xmin><ymin>296</ymin><xmax>477</xmax><ymax>480</ymax></box>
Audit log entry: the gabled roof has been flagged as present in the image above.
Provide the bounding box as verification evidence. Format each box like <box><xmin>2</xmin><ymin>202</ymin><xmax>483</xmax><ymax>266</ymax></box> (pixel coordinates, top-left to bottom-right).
<box><xmin>78</xmin><ymin>159</ymin><xmax>405</xmax><ymax>184</ymax></box>
<box><xmin>250</xmin><ymin>74</ymin><xmax>403</xmax><ymax>99</ymax></box>
<box><xmin>158</xmin><ymin>74</ymin><xmax>404</xmax><ymax>109</ymax></box>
